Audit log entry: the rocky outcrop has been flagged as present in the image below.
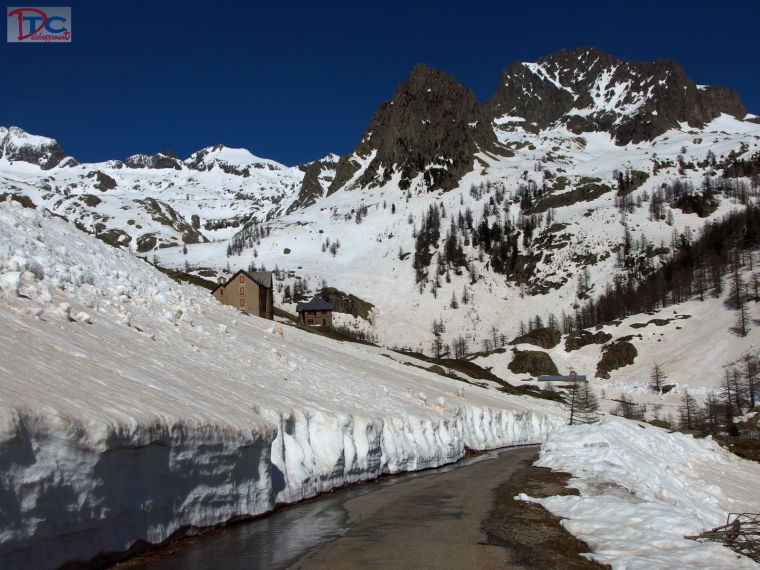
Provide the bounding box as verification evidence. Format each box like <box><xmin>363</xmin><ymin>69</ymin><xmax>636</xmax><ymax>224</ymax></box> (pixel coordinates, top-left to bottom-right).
<box><xmin>508</xmin><ymin>350</ymin><xmax>559</xmax><ymax>377</ymax></box>
<box><xmin>125</xmin><ymin>150</ymin><xmax>183</xmax><ymax>170</ymax></box>
<box><xmin>510</xmin><ymin>327</ymin><xmax>561</xmax><ymax>349</ymax></box>
<box><xmin>0</xmin><ymin>126</ymin><xmax>67</xmax><ymax>170</ymax></box>
<box><xmin>484</xmin><ymin>47</ymin><xmax>748</xmax><ymax>145</ymax></box>
<box><xmin>317</xmin><ymin>287</ymin><xmax>375</xmax><ymax>320</ymax></box>
<box><xmin>86</xmin><ymin>170</ymin><xmax>117</xmax><ymax>191</ymax></box>
<box><xmin>565</xmin><ymin>330</ymin><xmax>612</xmax><ymax>352</ymax></box>
<box><xmin>288</xmin><ymin>155</ymin><xmax>339</xmax><ymax>214</ymax></box>
<box><xmin>330</xmin><ymin>64</ymin><xmax>506</xmax><ymax>194</ymax></box>
<box><xmin>596</xmin><ymin>339</ymin><xmax>638</xmax><ymax>378</ymax></box>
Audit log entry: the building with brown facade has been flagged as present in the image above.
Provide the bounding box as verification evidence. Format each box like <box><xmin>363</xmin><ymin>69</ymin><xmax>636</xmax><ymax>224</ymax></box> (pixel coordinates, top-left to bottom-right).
<box><xmin>296</xmin><ymin>296</ymin><xmax>333</xmax><ymax>327</ymax></box>
<box><xmin>211</xmin><ymin>270</ymin><xmax>273</xmax><ymax>319</ymax></box>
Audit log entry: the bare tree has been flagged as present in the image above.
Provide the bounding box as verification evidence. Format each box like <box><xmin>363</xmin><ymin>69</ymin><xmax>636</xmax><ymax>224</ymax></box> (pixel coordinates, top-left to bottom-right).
<box><xmin>612</xmin><ymin>394</ymin><xmax>645</xmax><ymax>421</ymax></box>
<box><xmin>702</xmin><ymin>393</ymin><xmax>722</xmax><ymax>435</ymax></box>
<box><xmin>742</xmin><ymin>352</ymin><xmax>759</xmax><ymax>409</ymax></box>
<box><xmin>728</xmin><ymin>268</ymin><xmax>750</xmax><ymax>337</ymax></box>
<box><xmin>649</xmin><ymin>363</ymin><xmax>666</xmax><ymax>393</ymax></box>
<box><xmin>491</xmin><ymin>325</ymin><xmax>500</xmax><ymax>349</ymax></box>
<box><xmin>679</xmin><ymin>390</ymin><xmax>698</xmax><ymax>429</ymax></box>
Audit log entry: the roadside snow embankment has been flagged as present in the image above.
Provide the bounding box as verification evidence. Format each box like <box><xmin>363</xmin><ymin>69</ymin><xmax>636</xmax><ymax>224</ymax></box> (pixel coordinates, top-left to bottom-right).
<box><xmin>0</xmin><ymin>199</ymin><xmax>561</xmax><ymax>569</ymax></box>
<box><xmin>523</xmin><ymin>418</ymin><xmax>760</xmax><ymax>569</ymax></box>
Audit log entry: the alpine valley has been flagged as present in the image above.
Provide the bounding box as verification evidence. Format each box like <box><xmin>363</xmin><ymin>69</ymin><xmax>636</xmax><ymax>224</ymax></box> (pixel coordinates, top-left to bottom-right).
<box><xmin>2</xmin><ymin>47</ymin><xmax>760</xmax><ymax>570</ymax></box>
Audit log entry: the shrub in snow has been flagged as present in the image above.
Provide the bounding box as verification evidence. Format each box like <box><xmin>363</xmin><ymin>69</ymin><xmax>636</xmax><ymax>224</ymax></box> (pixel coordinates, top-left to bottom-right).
<box><xmin>431</xmin><ymin>397</ymin><xmax>445</xmax><ymax>412</ymax></box>
<box><xmin>163</xmin><ymin>310</ymin><xmax>176</xmax><ymax>323</ymax></box>
<box><xmin>74</xmin><ymin>312</ymin><xmax>91</xmax><ymax>324</ymax></box>
<box><xmin>455</xmin><ymin>387</ymin><xmax>465</xmax><ymax>398</ymax></box>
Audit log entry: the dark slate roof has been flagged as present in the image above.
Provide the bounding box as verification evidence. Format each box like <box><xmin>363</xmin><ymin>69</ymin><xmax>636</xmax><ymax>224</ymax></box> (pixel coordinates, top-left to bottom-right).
<box><xmin>296</xmin><ymin>296</ymin><xmax>333</xmax><ymax>312</ymax></box>
<box><xmin>248</xmin><ymin>271</ymin><xmax>272</xmax><ymax>289</ymax></box>
<box><xmin>211</xmin><ymin>269</ymin><xmax>273</xmax><ymax>293</ymax></box>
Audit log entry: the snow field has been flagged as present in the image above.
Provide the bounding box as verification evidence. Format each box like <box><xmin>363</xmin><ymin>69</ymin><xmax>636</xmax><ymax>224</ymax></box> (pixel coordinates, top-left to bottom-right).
<box><xmin>522</xmin><ymin>418</ymin><xmax>760</xmax><ymax>569</ymax></box>
<box><xmin>0</xmin><ymin>198</ymin><xmax>561</xmax><ymax>569</ymax></box>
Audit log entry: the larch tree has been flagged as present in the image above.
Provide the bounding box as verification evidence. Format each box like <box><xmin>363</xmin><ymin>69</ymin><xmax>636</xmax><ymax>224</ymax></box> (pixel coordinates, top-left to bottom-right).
<box><xmin>679</xmin><ymin>390</ymin><xmax>698</xmax><ymax>430</ymax></box>
<box><xmin>649</xmin><ymin>363</ymin><xmax>666</xmax><ymax>393</ymax></box>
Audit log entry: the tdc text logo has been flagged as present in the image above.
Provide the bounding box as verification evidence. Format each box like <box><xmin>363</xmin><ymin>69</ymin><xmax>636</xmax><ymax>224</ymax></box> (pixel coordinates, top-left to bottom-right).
<box><xmin>7</xmin><ymin>6</ymin><xmax>71</xmax><ymax>42</ymax></box>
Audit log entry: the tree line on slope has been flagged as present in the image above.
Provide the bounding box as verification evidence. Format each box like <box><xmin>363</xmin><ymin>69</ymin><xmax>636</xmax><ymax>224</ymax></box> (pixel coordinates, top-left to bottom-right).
<box><xmin>572</xmin><ymin>205</ymin><xmax>760</xmax><ymax>331</ymax></box>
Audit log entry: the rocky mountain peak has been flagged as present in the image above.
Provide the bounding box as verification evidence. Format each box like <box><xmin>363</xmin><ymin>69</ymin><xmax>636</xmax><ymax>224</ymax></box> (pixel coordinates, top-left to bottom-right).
<box><xmin>484</xmin><ymin>47</ymin><xmax>748</xmax><ymax>144</ymax></box>
<box><xmin>330</xmin><ymin>63</ymin><xmax>504</xmax><ymax>194</ymax></box>
<box><xmin>0</xmin><ymin>126</ymin><xmax>67</xmax><ymax>170</ymax></box>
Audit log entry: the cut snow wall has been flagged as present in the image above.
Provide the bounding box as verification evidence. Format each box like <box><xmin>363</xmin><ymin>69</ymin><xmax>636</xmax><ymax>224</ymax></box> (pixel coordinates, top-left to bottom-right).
<box><xmin>0</xmin><ymin>403</ymin><xmax>553</xmax><ymax>569</ymax></box>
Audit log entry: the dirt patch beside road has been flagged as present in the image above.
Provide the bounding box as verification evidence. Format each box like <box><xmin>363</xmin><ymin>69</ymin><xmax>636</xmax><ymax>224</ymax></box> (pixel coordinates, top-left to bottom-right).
<box><xmin>483</xmin><ymin>463</ymin><xmax>609</xmax><ymax>569</ymax></box>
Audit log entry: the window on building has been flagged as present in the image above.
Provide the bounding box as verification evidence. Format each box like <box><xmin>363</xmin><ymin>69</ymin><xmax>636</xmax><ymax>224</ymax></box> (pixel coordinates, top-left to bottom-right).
<box><xmin>240</xmin><ymin>287</ymin><xmax>245</xmax><ymax>295</ymax></box>
<box><xmin>307</xmin><ymin>319</ymin><xmax>313</xmax><ymax>324</ymax></box>
<box><xmin>239</xmin><ymin>276</ymin><xmax>245</xmax><ymax>283</ymax></box>
<box><xmin>240</xmin><ymin>298</ymin><xmax>245</xmax><ymax>306</ymax></box>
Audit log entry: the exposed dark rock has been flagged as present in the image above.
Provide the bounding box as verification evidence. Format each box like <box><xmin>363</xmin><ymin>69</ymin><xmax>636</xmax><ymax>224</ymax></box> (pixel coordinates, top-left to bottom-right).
<box><xmin>317</xmin><ymin>287</ymin><xmax>375</xmax><ymax>320</ymax></box>
<box><xmin>86</xmin><ymin>171</ymin><xmax>117</xmax><ymax>191</ymax></box>
<box><xmin>0</xmin><ymin>192</ymin><xmax>36</xmax><ymax>209</ymax></box>
<box><xmin>484</xmin><ymin>47</ymin><xmax>748</xmax><ymax>145</ymax></box>
<box><xmin>134</xmin><ymin>197</ymin><xmax>206</xmax><ymax>244</ymax></box>
<box><xmin>136</xmin><ymin>233</ymin><xmax>158</xmax><ymax>253</ymax></box>
<box><xmin>288</xmin><ymin>155</ymin><xmax>339</xmax><ymax>214</ymax></box>
<box><xmin>565</xmin><ymin>330</ymin><xmax>612</xmax><ymax>352</ymax></box>
<box><xmin>79</xmin><ymin>194</ymin><xmax>102</xmax><ymax>208</ymax></box>
<box><xmin>96</xmin><ymin>229</ymin><xmax>132</xmax><ymax>248</ymax></box>
<box><xmin>511</xmin><ymin>327</ymin><xmax>561</xmax><ymax>349</ymax></box>
<box><xmin>508</xmin><ymin>350</ymin><xmax>559</xmax><ymax>377</ymax></box>
<box><xmin>330</xmin><ymin>63</ymin><xmax>506</xmax><ymax>194</ymax></box>
<box><xmin>0</xmin><ymin>126</ymin><xmax>67</xmax><ymax>170</ymax></box>
<box><xmin>596</xmin><ymin>340</ymin><xmax>638</xmax><ymax>378</ymax></box>
<box><xmin>125</xmin><ymin>150</ymin><xmax>183</xmax><ymax>170</ymax></box>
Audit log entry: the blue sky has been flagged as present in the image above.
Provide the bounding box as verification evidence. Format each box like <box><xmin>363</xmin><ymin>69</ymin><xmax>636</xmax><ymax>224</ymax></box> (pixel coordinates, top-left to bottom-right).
<box><xmin>1</xmin><ymin>0</ymin><xmax>757</xmax><ymax>166</ymax></box>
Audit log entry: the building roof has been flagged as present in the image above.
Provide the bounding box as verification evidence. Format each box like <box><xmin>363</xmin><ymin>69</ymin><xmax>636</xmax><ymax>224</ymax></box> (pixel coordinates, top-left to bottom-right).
<box><xmin>211</xmin><ymin>269</ymin><xmax>272</xmax><ymax>294</ymax></box>
<box><xmin>296</xmin><ymin>296</ymin><xmax>333</xmax><ymax>312</ymax></box>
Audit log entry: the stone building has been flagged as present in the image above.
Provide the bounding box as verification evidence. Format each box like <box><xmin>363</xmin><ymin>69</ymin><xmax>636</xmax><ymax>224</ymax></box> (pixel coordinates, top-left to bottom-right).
<box><xmin>211</xmin><ymin>270</ymin><xmax>273</xmax><ymax>319</ymax></box>
<box><xmin>296</xmin><ymin>296</ymin><xmax>333</xmax><ymax>327</ymax></box>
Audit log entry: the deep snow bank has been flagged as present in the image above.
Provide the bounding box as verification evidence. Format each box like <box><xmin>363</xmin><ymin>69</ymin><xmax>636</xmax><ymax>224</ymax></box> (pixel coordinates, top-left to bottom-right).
<box><xmin>523</xmin><ymin>418</ymin><xmax>760</xmax><ymax>569</ymax></box>
<box><xmin>0</xmin><ymin>199</ymin><xmax>561</xmax><ymax>569</ymax></box>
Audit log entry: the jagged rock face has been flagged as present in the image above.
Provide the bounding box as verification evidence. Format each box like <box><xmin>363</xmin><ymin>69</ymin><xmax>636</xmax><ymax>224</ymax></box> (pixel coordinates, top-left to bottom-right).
<box><xmin>125</xmin><ymin>150</ymin><xmax>183</xmax><ymax>170</ymax></box>
<box><xmin>288</xmin><ymin>155</ymin><xmax>339</xmax><ymax>214</ymax></box>
<box><xmin>484</xmin><ymin>47</ymin><xmax>747</xmax><ymax>144</ymax></box>
<box><xmin>330</xmin><ymin>64</ymin><xmax>503</xmax><ymax>194</ymax></box>
<box><xmin>0</xmin><ymin>126</ymin><xmax>67</xmax><ymax>170</ymax></box>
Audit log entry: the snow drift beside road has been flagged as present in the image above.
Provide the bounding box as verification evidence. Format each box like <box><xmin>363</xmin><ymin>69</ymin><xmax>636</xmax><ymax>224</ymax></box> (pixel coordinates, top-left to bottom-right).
<box><xmin>524</xmin><ymin>418</ymin><xmax>760</xmax><ymax>569</ymax></box>
<box><xmin>0</xmin><ymin>198</ymin><xmax>561</xmax><ymax>570</ymax></box>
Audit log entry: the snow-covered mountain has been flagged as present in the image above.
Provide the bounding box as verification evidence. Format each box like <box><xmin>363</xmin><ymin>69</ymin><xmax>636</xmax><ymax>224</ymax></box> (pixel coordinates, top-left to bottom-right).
<box><xmin>2</xmin><ymin>47</ymin><xmax>760</xmax><ymax>394</ymax></box>
<box><xmin>0</xmin><ymin>128</ymin><xmax>337</xmax><ymax>251</ymax></box>
<box><xmin>3</xmin><ymin>47</ymin><xmax>760</xmax><ymax>570</ymax></box>
<box><xmin>483</xmin><ymin>47</ymin><xmax>751</xmax><ymax>144</ymax></box>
